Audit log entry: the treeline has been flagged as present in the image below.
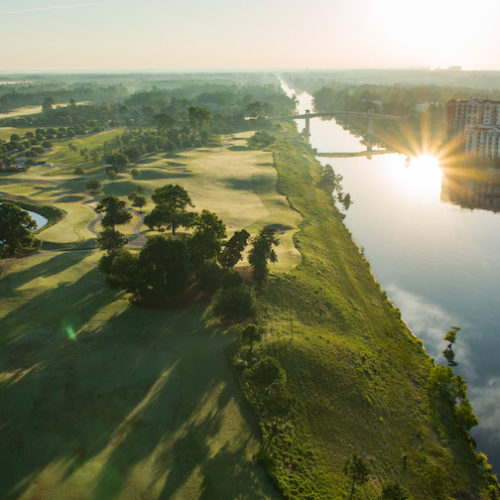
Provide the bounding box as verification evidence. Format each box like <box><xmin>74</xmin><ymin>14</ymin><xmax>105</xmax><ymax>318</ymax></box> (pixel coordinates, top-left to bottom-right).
<box><xmin>1</xmin><ymin>82</ymin><xmax>293</xmax><ymax>133</ymax></box>
<box><xmin>0</xmin><ymin>84</ymin><xmax>127</xmax><ymax>113</ymax></box>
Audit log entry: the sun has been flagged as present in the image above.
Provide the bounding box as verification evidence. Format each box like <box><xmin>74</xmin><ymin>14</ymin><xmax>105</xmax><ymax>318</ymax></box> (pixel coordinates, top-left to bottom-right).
<box><xmin>405</xmin><ymin>154</ymin><xmax>443</xmax><ymax>198</ymax></box>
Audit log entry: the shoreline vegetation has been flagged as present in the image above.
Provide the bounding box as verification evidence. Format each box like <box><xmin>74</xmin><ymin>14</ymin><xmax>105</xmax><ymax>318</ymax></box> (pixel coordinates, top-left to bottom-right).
<box><xmin>231</xmin><ymin>122</ymin><xmax>499</xmax><ymax>499</ymax></box>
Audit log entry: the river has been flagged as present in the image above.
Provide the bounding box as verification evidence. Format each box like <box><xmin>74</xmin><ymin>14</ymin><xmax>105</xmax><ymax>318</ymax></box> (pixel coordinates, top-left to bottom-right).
<box><xmin>281</xmin><ymin>80</ymin><xmax>500</xmax><ymax>470</ymax></box>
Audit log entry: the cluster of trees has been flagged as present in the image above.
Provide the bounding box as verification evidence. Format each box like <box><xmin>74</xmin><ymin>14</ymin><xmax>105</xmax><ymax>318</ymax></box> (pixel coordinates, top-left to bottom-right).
<box><xmin>96</xmin><ymin>185</ymin><xmax>280</xmax><ymax>307</ymax></box>
<box><xmin>0</xmin><ymin>82</ymin><xmax>127</xmax><ymax>115</ymax></box>
<box><xmin>318</xmin><ymin>164</ymin><xmax>352</xmax><ymax>212</ymax></box>
<box><xmin>430</xmin><ymin>327</ymin><xmax>478</xmax><ymax>433</ymax></box>
<box><xmin>247</xmin><ymin>130</ymin><xmax>275</xmax><ymax>150</ymax></box>
<box><xmin>0</xmin><ymin>126</ymin><xmax>97</xmax><ymax>171</ymax></box>
<box><xmin>0</xmin><ymin>202</ymin><xmax>38</xmax><ymax>258</ymax></box>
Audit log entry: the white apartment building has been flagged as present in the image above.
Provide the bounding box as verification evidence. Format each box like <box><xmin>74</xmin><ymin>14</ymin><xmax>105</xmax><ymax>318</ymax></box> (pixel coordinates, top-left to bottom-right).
<box><xmin>448</xmin><ymin>98</ymin><xmax>500</xmax><ymax>160</ymax></box>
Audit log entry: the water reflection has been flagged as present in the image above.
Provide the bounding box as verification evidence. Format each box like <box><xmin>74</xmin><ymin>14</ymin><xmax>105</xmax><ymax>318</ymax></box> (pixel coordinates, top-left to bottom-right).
<box><xmin>404</xmin><ymin>154</ymin><xmax>443</xmax><ymax>199</ymax></box>
<box><xmin>441</xmin><ymin>169</ymin><xmax>500</xmax><ymax>213</ymax></box>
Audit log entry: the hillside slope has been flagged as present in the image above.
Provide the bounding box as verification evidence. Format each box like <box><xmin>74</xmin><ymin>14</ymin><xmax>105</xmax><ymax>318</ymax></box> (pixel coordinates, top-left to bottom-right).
<box><xmin>232</xmin><ymin>124</ymin><xmax>498</xmax><ymax>499</ymax></box>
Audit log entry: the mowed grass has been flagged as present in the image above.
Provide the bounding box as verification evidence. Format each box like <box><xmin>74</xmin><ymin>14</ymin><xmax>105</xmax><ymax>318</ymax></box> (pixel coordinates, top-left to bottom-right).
<box><xmin>0</xmin><ymin>127</ymin><xmax>37</xmax><ymax>140</ymax></box>
<box><xmin>126</xmin><ymin>132</ymin><xmax>301</xmax><ymax>270</ymax></box>
<box><xmin>43</xmin><ymin>128</ymin><xmax>125</xmax><ymax>175</ymax></box>
<box><xmin>0</xmin><ymin>252</ymin><xmax>278</xmax><ymax>500</ymax></box>
<box><xmin>0</xmin><ymin>102</ymin><xmax>90</xmax><ymax>121</ymax></box>
<box><xmin>0</xmin><ymin>130</ymin><xmax>301</xmax><ymax>266</ymax></box>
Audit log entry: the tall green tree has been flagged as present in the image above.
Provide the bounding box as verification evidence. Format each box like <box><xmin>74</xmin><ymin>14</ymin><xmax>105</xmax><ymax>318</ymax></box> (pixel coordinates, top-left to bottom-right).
<box><xmin>382</xmin><ymin>482</ymin><xmax>410</xmax><ymax>500</ymax></box>
<box><xmin>343</xmin><ymin>453</ymin><xmax>371</xmax><ymax>500</ymax></box>
<box><xmin>219</xmin><ymin>229</ymin><xmax>250</xmax><ymax>269</ymax></box>
<box><xmin>97</xmin><ymin>228</ymin><xmax>128</xmax><ymax>253</ymax></box>
<box><xmin>95</xmin><ymin>195</ymin><xmax>132</xmax><ymax>229</ymax></box>
<box><xmin>248</xmin><ymin>226</ymin><xmax>280</xmax><ymax>283</ymax></box>
<box><xmin>138</xmin><ymin>235</ymin><xmax>192</xmax><ymax>300</ymax></box>
<box><xmin>0</xmin><ymin>202</ymin><xmax>37</xmax><ymax>258</ymax></box>
<box><xmin>144</xmin><ymin>184</ymin><xmax>195</xmax><ymax>235</ymax></box>
<box><xmin>189</xmin><ymin>210</ymin><xmax>226</xmax><ymax>268</ymax></box>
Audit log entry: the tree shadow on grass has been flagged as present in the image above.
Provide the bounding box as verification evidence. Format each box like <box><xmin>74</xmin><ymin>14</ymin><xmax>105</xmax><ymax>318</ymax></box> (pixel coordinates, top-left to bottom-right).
<box><xmin>0</xmin><ymin>251</ymin><xmax>91</xmax><ymax>298</ymax></box>
<box><xmin>0</xmin><ymin>258</ymin><xmax>276</xmax><ymax>500</ymax></box>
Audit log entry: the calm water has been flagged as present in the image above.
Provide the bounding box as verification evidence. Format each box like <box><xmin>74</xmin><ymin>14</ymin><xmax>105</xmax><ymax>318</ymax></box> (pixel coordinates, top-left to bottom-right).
<box><xmin>281</xmin><ymin>80</ymin><xmax>500</xmax><ymax>469</ymax></box>
<box><xmin>27</xmin><ymin>210</ymin><xmax>47</xmax><ymax>229</ymax></box>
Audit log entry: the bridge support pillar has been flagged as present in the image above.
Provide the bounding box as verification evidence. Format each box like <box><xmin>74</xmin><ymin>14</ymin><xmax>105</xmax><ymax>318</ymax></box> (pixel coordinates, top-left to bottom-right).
<box><xmin>366</xmin><ymin>115</ymin><xmax>374</xmax><ymax>151</ymax></box>
<box><xmin>304</xmin><ymin>109</ymin><xmax>311</xmax><ymax>136</ymax></box>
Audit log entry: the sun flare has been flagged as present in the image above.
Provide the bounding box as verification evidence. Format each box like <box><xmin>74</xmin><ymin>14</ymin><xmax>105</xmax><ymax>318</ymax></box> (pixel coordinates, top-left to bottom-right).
<box><xmin>404</xmin><ymin>154</ymin><xmax>443</xmax><ymax>198</ymax></box>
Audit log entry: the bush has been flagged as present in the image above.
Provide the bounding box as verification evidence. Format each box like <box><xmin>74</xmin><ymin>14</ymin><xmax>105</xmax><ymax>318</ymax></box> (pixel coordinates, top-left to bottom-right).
<box><xmin>246</xmin><ymin>356</ymin><xmax>285</xmax><ymax>388</ymax></box>
<box><xmin>213</xmin><ymin>284</ymin><xmax>256</xmax><ymax>322</ymax></box>
<box><xmin>85</xmin><ymin>179</ymin><xmax>101</xmax><ymax>192</ymax></box>
<box><xmin>74</xmin><ymin>167</ymin><xmax>84</xmax><ymax>176</ymax></box>
<box><xmin>131</xmin><ymin>168</ymin><xmax>139</xmax><ymax>178</ymax></box>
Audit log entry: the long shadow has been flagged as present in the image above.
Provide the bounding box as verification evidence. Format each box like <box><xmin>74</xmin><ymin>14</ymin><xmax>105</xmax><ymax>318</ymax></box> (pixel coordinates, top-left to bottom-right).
<box><xmin>0</xmin><ymin>251</ymin><xmax>90</xmax><ymax>294</ymax></box>
<box><xmin>0</xmin><ymin>254</ymin><xmax>276</xmax><ymax>500</ymax></box>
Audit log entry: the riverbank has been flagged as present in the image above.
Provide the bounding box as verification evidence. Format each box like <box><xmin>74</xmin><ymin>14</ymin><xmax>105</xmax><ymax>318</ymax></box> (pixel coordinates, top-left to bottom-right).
<box><xmin>232</xmin><ymin>122</ymin><xmax>498</xmax><ymax>499</ymax></box>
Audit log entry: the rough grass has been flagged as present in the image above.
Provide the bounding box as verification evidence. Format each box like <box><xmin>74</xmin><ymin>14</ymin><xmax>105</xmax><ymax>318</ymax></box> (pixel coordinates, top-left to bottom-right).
<box><xmin>0</xmin><ymin>251</ymin><xmax>279</xmax><ymax>500</ymax></box>
<box><xmin>232</xmin><ymin>124</ymin><xmax>493</xmax><ymax>499</ymax></box>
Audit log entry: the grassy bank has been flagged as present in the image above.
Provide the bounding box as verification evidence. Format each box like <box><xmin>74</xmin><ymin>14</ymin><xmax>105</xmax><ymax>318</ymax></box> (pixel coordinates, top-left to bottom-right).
<box><xmin>231</xmin><ymin>124</ymin><xmax>497</xmax><ymax>499</ymax></box>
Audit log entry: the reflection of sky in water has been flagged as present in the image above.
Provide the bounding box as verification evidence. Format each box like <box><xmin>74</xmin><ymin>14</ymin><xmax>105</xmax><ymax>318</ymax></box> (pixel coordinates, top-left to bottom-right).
<box><xmin>283</xmin><ymin>79</ymin><xmax>500</xmax><ymax>469</ymax></box>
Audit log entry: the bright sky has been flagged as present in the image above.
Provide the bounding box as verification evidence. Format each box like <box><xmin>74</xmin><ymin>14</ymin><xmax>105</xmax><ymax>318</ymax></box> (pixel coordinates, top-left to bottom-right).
<box><xmin>0</xmin><ymin>0</ymin><xmax>499</xmax><ymax>70</ymax></box>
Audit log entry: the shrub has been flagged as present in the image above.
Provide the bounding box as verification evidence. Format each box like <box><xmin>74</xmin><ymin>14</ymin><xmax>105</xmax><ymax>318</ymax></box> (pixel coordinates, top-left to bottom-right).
<box><xmin>213</xmin><ymin>284</ymin><xmax>256</xmax><ymax>322</ymax></box>
<box><xmin>74</xmin><ymin>167</ymin><xmax>84</xmax><ymax>176</ymax></box>
<box><xmin>85</xmin><ymin>179</ymin><xmax>101</xmax><ymax>192</ymax></box>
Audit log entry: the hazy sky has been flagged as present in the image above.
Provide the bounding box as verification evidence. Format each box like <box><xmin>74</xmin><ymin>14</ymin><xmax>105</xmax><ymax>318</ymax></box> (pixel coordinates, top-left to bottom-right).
<box><xmin>1</xmin><ymin>0</ymin><xmax>499</xmax><ymax>70</ymax></box>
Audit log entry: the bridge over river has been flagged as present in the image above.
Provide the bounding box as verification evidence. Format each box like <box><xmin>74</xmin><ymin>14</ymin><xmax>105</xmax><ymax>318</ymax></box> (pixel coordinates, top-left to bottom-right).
<box><xmin>267</xmin><ymin>109</ymin><xmax>401</xmax><ymax>151</ymax></box>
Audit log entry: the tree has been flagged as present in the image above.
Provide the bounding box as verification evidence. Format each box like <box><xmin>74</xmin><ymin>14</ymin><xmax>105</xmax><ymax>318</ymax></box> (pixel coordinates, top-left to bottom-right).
<box><xmin>343</xmin><ymin>453</ymin><xmax>371</xmax><ymax>500</ymax></box>
<box><xmin>219</xmin><ymin>229</ymin><xmax>250</xmax><ymax>269</ymax></box>
<box><xmin>241</xmin><ymin>323</ymin><xmax>262</xmax><ymax>355</ymax></box>
<box><xmin>42</xmin><ymin>97</ymin><xmax>55</xmax><ymax>112</ymax></box>
<box><xmin>213</xmin><ymin>284</ymin><xmax>256</xmax><ymax>323</ymax></box>
<box><xmin>246</xmin><ymin>356</ymin><xmax>285</xmax><ymax>388</ymax></box>
<box><xmin>0</xmin><ymin>202</ymin><xmax>37</xmax><ymax>258</ymax></box>
<box><xmin>85</xmin><ymin>179</ymin><xmax>101</xmax><ymax>192</ymax></box>
<box><xmin>248</xmin><ymin>226</ymin><xmax>280</xmax><ymax>283</ymax></box>
<box><xmin>104</xmin><ymin>152</ymin><xmax>128</xmax><ymax>170</ymax></box>
<box><xmin>443</xmin><ymin>325</ymin><xmax>460</xmax><ymax>367</ymax></box>
<box><xmin>153</xmin><ymin>113</ymin><xmax>175</xmax><ymax>131</ymax></box>
<box><xmin>189</xmin><ymin>210</ymin><xmax>226</xmax><ymax>268</ymax></box>
<box><xmin>188</xmin><ymin>106</ymin><xmax>211</xmax><ymax>129</ymax></box>
<box><xmin>145</xmin><ymin>184</ymin><xmax>195</xmax><ymax>235</ymax></box>
<box><xmin>138</xmin><ymin>236</ymin><xmax>192</xmax><ymax>300</ymax></box>
<box><xmin>264</xmin><ymin>378</ymin><xmax>293</xmax><ymax>447</ymax></box>
<box><xmin>444</xmin><ymin>326</ymin><xmax>460</xmax><ymax>345</ymax></box>
<box><xmin>95</xmin><ymin>195</ymin><xmax>132</xmax><ymax>228</ymax></box>
<box><xmin>381</xmin><ymin>482</ymin><xmax>410</xmax><ymax>500</ymax></box>
<box><xmin>131</xmin><ymin>194</ymin><xmax>146</xmax><ymax>213</ymax></box>
<box><xmin>97</xmin><ymin>228</ymin><xmax>128</xmax><ymax>252</ymax></box>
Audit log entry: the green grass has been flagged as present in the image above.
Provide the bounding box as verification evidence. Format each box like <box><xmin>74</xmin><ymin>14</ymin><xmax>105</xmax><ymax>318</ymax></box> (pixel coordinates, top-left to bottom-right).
<box><xmin>0</xmin><ymin>130</ymin><xmax>301</xmax><ymax>264</ymax></box>
<box><xmin>41</xmin><ymin>128</ymin><xmax>125</xmax><ymax>175</ymax></box>
<box><xmin>0</xmin><ymin>251</ymin><xmax>278</xmax><ymax>500</ymax></box>
<box><xmin>128</xmin><ymin>132</ymin><xmax>301</xmax><ymax>270</ymax></box>
<box><xmin>0</xmin><ymin>126</ymin><xmax>37</xmax><ymax>140</ymax></box>
<box><xmin>231</xmin><ymin>123</ymin><xmax>494</xmax><ymax>499</ymax></box>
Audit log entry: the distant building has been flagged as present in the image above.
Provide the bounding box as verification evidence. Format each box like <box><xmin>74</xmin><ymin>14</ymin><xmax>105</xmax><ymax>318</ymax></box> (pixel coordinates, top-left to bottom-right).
<box><xmin>447</xmin><ymin>98</ymin><xmax>500</xmax><ymax>160</ymax></box>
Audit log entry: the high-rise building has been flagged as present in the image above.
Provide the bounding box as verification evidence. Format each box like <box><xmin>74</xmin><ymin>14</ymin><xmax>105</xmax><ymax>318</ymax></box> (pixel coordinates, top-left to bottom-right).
<box><xmin>447</xmin><ymin>98</ymin><xmax>500</xmax><ymax>160</ymax></box>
